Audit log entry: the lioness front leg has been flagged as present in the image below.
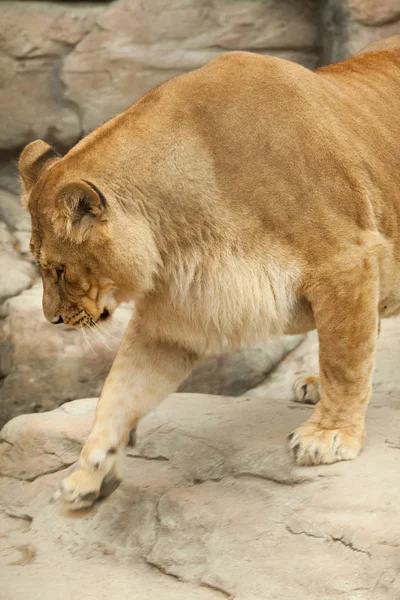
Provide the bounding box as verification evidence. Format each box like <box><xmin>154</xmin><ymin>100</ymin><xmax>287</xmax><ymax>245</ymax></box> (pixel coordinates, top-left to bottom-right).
<box><xmin>288</xmin><ymin>256</ymin><xmax>379</xmax><ymax>465</ymax></box>
<box><xmin>55</xmin><ymin>320</ymin><xmax>197</xmax><ymax>510</ymax></box>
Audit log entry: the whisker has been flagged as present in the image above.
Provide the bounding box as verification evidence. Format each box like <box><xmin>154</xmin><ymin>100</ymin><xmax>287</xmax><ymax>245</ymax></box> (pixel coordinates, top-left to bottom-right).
<box><xmin>81</xmin><ymin>323</ymin><xmax>99</xmax><ymax>355</ymax></box>
<box><xmin>95</xmin><ymin>320</ymin><xmax>121</xmax><ymax>342</ymax></box>
<box><xmin>89</xmin><ymin>323</ymin><xmax>113</xmax><ymax>351</ymax></box>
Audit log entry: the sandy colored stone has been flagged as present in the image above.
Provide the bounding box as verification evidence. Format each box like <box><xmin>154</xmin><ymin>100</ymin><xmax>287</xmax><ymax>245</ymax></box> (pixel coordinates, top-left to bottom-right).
<box><xmin>0</xmin><ymin>398</ymin><xmax>96</xmax><ymax>480</ymax></box>
<box><xmin>0</xmin><ymin>250</ymin><xmax>36</xmax><ymax>304</ymax></box>
<box><xmin>0</xmin><ymin>159</ymin><xmax>21</xmax><ymax>196</ymax></box>
<box><xmin>323</xmin><ymin>0</ymin><xmax>400</xmax><ymax>63</ymax></box>
<box><xmin>0</xmin><ymin>222</ymin><xmax>15</xmax><ymax>252</ymax></box>
<box><xmin>348</xmin><ymin>0</ymin><xmax>400</xmax><ymax>25</ymax></box>
<box><xmin>13</xmin><ymin>231</ymin><xmax>31</xmax><ymax>255</ymax></box>
<box><xmin>346</xmin><ymin>19</ymin><xmax>400</xmax><ymax>56</ymax></box>
<box><xmin>179</xmin><ymin>335</ymin><xmax>303</xmax><ymax>396</ymax></box>
<box><xmin>1</xmin><ymin>319</ymin><xmax>400</xmax><ymax>598</ymax></box>
<box><xmin>0</xmin><ymin>0</ymin><xmax>320</xmax><ymax>153</ymax></box>
<box><xmin>0</xmin><ymin>1</ymin><xmax>101</xmax><ymax>151</ymax></box>
<box><xmin>0</xmin><ymin>189</ymin><xmax>31</xmax><ymax>232</ymax></box>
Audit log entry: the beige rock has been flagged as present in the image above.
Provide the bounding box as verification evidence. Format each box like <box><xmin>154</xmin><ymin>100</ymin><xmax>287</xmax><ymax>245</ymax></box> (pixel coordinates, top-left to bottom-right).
<box><xmin>0</xmin><ymin>1</ymin><xmax>101</xmax><ymax>151</ymax></box>
<box><xmin>1</xmin><ymin>320</ymin><xmax>400</xmax><ymax>598</ymax></box>
<box><xmin>0</xmin><ymin>0</ymin><xmax>321</xmax><ymax>152</ymax></box>
<box><xmin>348</xmin><ymin>0</ymin><xmax>400</xmax><ymax>26</ymax></box>
<box><xmin>179</xmin><ymin>336</ymin><xmax>303</xmax><ymax>396</ymax></box>
<box><xmin>0</xmin><ymin>398</ymin><xmax>96</xmax><ymax>481</ymax></box>
<box><xmin>13</xmin><ymin>231</ymin><xmax>31</xmax><ymax>255</ymax></box>
<box><xmin>0</xmin><ymin>189</ymin><xmax>31</xmax><ymax>232</ymax></box>
<box><xmin>346</xmin><ymin>19</ymin><xmax>400</xmax><ymax>56</ymax></box>
<box><xmin>0</xmin><ymin>160</ymin><xmax>21</xmax><ymax>196</ymax></box>
<box><xmin>0</xmin><ymin>222</ymin><xmax>15</xmax><ymax>252</ymax></box>
<box><xmin>0</xmin><ymin>250</ymin><xmax>36</xmax><ymax>304</ymax></box>
<box><xmin>63</xmin><ymin>0</ymin><xmax>320</xmax><ymax>134</ymax></box>
<box><xmin>323</xmin><ymin>0</ymin><xmax>400</xmax><ymax>62</ymax></box>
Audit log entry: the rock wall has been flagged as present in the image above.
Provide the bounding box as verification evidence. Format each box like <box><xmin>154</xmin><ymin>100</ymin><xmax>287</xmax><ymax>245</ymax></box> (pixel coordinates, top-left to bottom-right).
<box><xmin>0</xmin><ymin>0</ymin><xmax>399</xmax><ymax>425</ymax></box>
<box><xmin>1</xmin><ymin>0</ymin><xmax>399</xmax><ymax>153</ymax></box>
<box><xmin>0</xmin><ymin>0</ymin><xmax>320</xmax><ymax>153</ymax></box>
<box><xmin>1</xmin><ymin>0</ymin><xmax>399</xmax><ymax>156</ymax></box>
<box><xmin>322</xmin><ymin>0</ymin><xmax>400</xmax><ymax>63</ymax></box>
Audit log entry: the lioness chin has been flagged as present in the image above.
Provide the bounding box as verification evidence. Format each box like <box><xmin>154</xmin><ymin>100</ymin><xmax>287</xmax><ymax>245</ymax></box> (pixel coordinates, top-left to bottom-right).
<box><xmin>19</xmin><ymin>36</ymin><xmax>400</xmax><ymax>510</ymax></box>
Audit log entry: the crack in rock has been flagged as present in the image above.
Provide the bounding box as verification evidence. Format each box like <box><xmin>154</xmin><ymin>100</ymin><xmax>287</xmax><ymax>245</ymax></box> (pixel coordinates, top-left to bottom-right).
<box><xmin>330</xmin><ymin>535</ymin><xmax>371</xmax><ymax>557</ymax></box>
<box><xmin>0</xmin><ymin>438</ymin><xmax>14</xmax><ymax>447</ymax></box>
<box><xmin>234</xmin><ymin>472</ymin><xmax>306</xmax><ymax>486</ymax></box>
<box><xmin>1</xmin><ymin>461</ymin><xmax>75</xmax><ymax>482</ymax></box>
<box><xmin>145</xmin><ymin>493</ymin><xmax>234</xmax><ymax>598</ymax></box>
<box><xmin>145</xmin><ymin>557</ymin><xmax>233</xmax><ymax>599</ymax></box>
<box><xmin>200</xmin><ymin>582</ymin><xmax>234</xmax><ymax>599</ymax></box>
<box><xmin>128</xmin><ymin>454</ymin><xmax>169</xmax><ymax>462</ymax></box>
<box><xmin>285</xmin><ymin>525</ymin><xmax>325</xmax><ymax>540</ymax></box>
<box><xmin>285</xmin><ymin>526</ymin><xmax>371</xmax><ymax>557</ymax></box>
<box><xmin>5</xmin><ymin>508</ymin><xmax>33</xmax><ymax>522</ymax></box>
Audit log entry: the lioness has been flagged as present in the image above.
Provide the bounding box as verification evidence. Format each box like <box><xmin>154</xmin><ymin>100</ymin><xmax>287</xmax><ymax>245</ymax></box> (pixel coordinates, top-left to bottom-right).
<box><xmin>19</xmin><ymin>36</ymin><xmax>400</xmax><ymax>510</ymax></box>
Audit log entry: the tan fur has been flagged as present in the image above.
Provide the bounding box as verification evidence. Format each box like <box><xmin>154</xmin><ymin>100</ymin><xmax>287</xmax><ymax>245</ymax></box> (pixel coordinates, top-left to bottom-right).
<box><xmin>19</xmin><ymin>36</ymin><xmax>400</xmax><ymax>509</ymax></box>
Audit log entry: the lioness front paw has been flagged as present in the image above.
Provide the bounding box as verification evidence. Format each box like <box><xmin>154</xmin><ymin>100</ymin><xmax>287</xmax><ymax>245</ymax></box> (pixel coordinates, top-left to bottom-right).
<box><xmin>53</xmin><ymin>469</ymin><xmax>121</xmax><ymax>511</ymax></box>
<box><xmin>292</xmin><ymin>375</ymin><xmax>320</xmax><ymax>405</ymax></box>
<box><xmin>54</xmin><ymin>437</ymin><xmax>124</xmax><ymax>511</ymax></box>
<box><xmin>287</xmin><ymin>422</ymin><xmax>364</xmax><ymax>466</ymax></box>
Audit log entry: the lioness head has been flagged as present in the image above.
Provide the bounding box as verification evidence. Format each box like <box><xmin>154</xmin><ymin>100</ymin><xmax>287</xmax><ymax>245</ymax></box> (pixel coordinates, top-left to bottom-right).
<box><xmin>19</xmin><ymin>139</ymin><xmax>159</xmax><ymax>328</ymax></box>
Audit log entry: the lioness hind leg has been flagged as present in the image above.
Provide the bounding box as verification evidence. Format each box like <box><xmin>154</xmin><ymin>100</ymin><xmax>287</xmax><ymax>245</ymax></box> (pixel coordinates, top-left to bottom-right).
<box><xmin>288</xmin><ymin>255</ymin><xmax>379</xmax><ymax>466</ymax></box>
<box><xmin>291</xmin><ymin>319</ymin><xmax>381</xmax><ymax>407</ymax></box>
<box><xmin>54</xmin><ymin>320</ymin><xmax>197</xmax><ymax>511</ymax></box>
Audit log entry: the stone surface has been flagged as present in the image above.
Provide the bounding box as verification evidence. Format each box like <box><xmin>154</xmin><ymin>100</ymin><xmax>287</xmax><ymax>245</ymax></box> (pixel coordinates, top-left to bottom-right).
<box><xmin>345</xmin><ymin>19</ymin><xmax>400</xmax><ymax>57</ymax></box>
<box><xmin>0</xmin><ymin>0</ymin><xmax>321</xmax><ymax>152</ymax></box>
<box><xmin>0</xmin><ymin>189</ymin><xmax>31</xmax><ymax>232</ymax></box>
<box><xmin>0</xmin><ymin>1</ymin><xmax>101</xmax><ymax>151</ymax></box>
<box><xmin>0</xmin><ymin>221</ymin><xmax>15</xmax><ymax>253</ymax></box>
<box><xmin>348</xmin><ymin>0</ymin><xmax>400</xmax><ymax>26</ymax></box>
<box><xmin>12</xmin><ymin>231</ymin><xmax>31</xmax><ymax>255</ymax></box>
<box><xmin>0</xmin><ymin>197</ymin><xmax>36</xmax><ymax>306</ymax></box>
<box><xmin>0</xmin><ymin>159</ymin><xmax>22</xmax><ymax>195</ymax></box>
<box><xmin>322</xmin><ymin>0</ymin><xmax>400</xmax><ymax>63</ymax></box>
<box><xmin>1</xmin><ymin>319</ymin><xmax>400</xmax><ymax>598</ymax></box>
<box><xmin>0</xmin><ymin>0</ymin><xmax>399</xmax><ymax>154</ymax></box>
<box><xmin>0</xmin><ymin>250</ymin><xmax>36</xmax><ymax>304</ymax></box>
<box><xmin>178</xmin><ymin>336</ymin><xmax>303</xmax><ymax>396</ymax></box>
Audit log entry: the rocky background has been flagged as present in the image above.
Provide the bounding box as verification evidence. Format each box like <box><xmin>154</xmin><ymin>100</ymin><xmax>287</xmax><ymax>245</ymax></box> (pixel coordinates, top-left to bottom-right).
<box><xmin>1</xmin><ymin>0</ymin><xmax>399</xmax><ymax>427</ymax></box>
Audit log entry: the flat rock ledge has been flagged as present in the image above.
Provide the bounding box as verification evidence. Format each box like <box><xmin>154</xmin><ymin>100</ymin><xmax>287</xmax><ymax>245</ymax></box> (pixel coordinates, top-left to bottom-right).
<box><xmin>1</xmin><ymin>321</ymin><xmax>400</xmax><ymax>599</ymax></box>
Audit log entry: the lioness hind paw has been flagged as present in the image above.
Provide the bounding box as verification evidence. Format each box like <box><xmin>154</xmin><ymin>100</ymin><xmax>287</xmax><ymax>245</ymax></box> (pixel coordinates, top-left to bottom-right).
<box><xmin>292</xmin><ymin>375</ymin><xmax>320</xmax><ymax>405</ymax></box>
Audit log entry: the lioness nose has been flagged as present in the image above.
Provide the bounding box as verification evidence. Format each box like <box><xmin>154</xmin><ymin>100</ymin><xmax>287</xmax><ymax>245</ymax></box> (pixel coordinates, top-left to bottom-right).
<box><xmin>52</xmin><ymin>316</ymin><xmax>63</xmax><ymax>325</ymax></box>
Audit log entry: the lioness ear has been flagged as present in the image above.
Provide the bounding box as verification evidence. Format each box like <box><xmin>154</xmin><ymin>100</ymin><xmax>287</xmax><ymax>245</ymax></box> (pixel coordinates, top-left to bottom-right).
<box><xmin>57</xmin><ymin>180</ymin><xmax>107</xmax><ymax>242</ymax></box>
<box><xmin>19</xmin><ymin>140</ymin><xmax>60</xmax><ymax>200</ymax></box>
